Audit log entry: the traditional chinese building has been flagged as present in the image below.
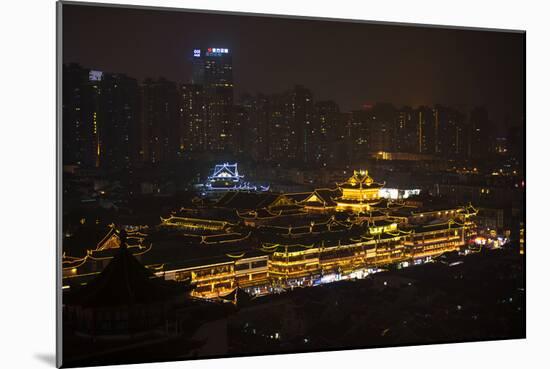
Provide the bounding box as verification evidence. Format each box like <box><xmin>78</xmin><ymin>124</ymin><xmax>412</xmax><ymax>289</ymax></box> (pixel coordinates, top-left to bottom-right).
<box><xmin>62</xmin><ymin>225</ymin><xmax>151</xmax><ymax>282</ymax></box>
<box><xmin>335</xmin><ymin>170</ymin><xmax>385</xmax><ymax>213</ymax></box>
<box><xmin>206</xmin><ymin>163</ymin><xmax>243</xmax><ymax>190</ymax></box>
<box><xmin>204</xmin><ymin>163</ymin><xmax>269</xmax><ymax>194</ymax></box>
<box><xmin>63</xmin><ymin>231</ymin><xmax>190</xmax><ymax>338</ymax></box>
<box><xmin>63</xmin><ymin>169</ymin><xmax>482</xmax><ymax>301</ymax></box>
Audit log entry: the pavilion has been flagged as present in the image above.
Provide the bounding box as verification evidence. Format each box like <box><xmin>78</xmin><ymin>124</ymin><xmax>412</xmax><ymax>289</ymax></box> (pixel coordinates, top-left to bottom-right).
<box><xmin>335</xmin><ymin>170</ymin><xmax>385</xmax><ymax>213</ymax></box>
<box><xmin>63</xmin><ymin>230</ymin><xmax>191</xmax><ymax>338</ymax></box>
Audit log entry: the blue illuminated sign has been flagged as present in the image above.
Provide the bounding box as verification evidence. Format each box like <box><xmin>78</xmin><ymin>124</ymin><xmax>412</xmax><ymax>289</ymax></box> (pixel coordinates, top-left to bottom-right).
<box><xmin>193</xmin><ymin>49</ymin><xmax>201</xmax><ymax>57</ymax></box>
<box><xmin>206</xmin><ymin>47</ymin><xmax>229</xmax><ymax>55</ymax></box>
<box><xmin>88</xmin><ymin>70</ymin><xmax>103</xmax><ymax>81</ymax></box>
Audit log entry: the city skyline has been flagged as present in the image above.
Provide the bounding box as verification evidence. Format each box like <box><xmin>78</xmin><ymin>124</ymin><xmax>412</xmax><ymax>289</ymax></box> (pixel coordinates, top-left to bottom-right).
<box><xmin>64</xmin><ymin>60</ymin><xmax>521</xmax><ymax>171</ymax></box>
<box><xmin>63</xmin><ymin>4</ymin><xmax>524</xmax><ymax>128</ymax></box>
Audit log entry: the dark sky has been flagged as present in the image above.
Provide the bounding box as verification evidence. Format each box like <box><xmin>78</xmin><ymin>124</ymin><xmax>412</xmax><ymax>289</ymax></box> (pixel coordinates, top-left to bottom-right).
<box><xmin>63</xmin><ymin>3</ymin><xmax>524</xmax><ymax>130</ymax></box>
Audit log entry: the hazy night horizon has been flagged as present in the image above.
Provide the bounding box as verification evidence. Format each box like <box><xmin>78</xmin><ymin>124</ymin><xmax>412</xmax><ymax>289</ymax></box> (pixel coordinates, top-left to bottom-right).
<box><xmin>63</xmin><ymin>4</ymin><xmax>524</xmax><ymax>126</ymax></box>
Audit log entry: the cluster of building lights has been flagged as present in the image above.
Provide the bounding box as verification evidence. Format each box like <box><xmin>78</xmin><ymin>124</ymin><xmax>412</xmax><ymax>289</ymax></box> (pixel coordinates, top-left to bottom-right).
<box><xmin>64</xmin><ymin>169</ymin><xmax>493</xmax><ymax>301</ymax></box>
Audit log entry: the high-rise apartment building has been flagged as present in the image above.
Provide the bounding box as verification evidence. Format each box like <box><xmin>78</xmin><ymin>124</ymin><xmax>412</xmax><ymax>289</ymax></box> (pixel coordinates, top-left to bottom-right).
<box><xmin>315</xmin><ymin>100</ymin><xmax>343</xmax><ymax>166</ymax></box>
<box><xmin>468</xmin><ymin>106</ymin><xmax>490</xmax><ymax>159</ymax></box>
<box><xmin>63</xmin><ymin>64</ymin><xmax>140</xmax><ymax>170</ymax></box>
<box><xmin>141</xmin><ymin>78</ymin><xmax>180</xmax><ymax>164</ymax></box>
<box><xmin>180</xmin><ymin>84</ymin><xmax>206</xmax><ymax>152</ymax></box>
<box><xmin>191</xmin><ymin>47</ymin><xmax>234</xmax><ymax>152</ymax></box>
<box><xmin>99</xmin><ymin>73</ymin><xmax>140</xmax><ymax>171</ymax></box>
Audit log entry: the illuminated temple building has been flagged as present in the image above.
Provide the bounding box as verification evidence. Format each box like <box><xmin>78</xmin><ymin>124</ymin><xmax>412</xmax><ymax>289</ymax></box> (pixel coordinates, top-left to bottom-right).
<box><xmin>334</xmin><ymin>169</ymin><xmax>385</xmax><ymax>212</ymax></box>
<box><xmin>63</xmin><ymin>170</ymin><xmax>479</xmax><ymax>301</ymax></box>
<box><xmin>203</xmin><ymin>163</ymin><xmax>269</xmax><ymax>194</ymax></box>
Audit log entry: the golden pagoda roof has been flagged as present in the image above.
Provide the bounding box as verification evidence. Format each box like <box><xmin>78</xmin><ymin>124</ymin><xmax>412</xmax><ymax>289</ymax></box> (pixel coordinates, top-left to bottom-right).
<box><xmin>338</xmin><ymin>170</ymin><xmax>385</xmax><ymax>189</ymax></box>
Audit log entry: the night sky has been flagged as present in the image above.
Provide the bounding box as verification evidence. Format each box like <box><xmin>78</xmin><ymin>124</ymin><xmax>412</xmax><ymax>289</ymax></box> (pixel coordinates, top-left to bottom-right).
<box><xmin>63</xmin><ymin>3</ymin><xmax>524</xmax><ymax>130</ymax></box>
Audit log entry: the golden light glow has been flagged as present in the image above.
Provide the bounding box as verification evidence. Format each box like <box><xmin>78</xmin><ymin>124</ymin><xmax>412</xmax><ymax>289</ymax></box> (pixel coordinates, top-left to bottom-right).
<box><xmin>62</xmin><ymin>169</ymin><xmax>479</xmax><ymax>301</ymax></box>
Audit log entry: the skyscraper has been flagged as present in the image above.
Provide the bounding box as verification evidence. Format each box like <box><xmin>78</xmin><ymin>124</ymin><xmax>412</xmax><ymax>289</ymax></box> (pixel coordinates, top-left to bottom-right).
<box><xmin>191</xmin><ymin>47</ymin><xmax>234</xmax><ymax>152</ymax></box>
<box><xmin>180</xmin><ymin>83</ymin><xmax>206</xmax><ymax>152</ymax></box>
<box><xmin>268</xmin><ymin>92</ymin><xmax>293</xmax><ymax>162</ymax></box>
<box><xmin>62</xmin><ymin>64</ymin><xmax>103</xmax><ymax>168</ymax></box>
<box><xmin>433</xmin><ymin>105</ymin><xmax>466</xmax><ymax>157</ymax></box>
<box><xmin>468</xmin><ymin>106</ymin><xmax>490</xmax><ymax>159</ymax></box>
<box><xmin>232</xmin><ymin>103</ymin><xmax>248</xmax><ymax>156</ymax></box>
<box><xmin>239</xmin><ymin>93</ymin><xmax>270</xmax><ymax>161</ymax></box>
<box><xmin>414</xmin><ymin>106</ymin><xmax>432</xmax><ymax>154</ymax></box>
<box><xmin>141</xmin><ymin>78</ymin><xmax>180</xmax><ymax>164</ymax></box>
<box><xmin>62</xmin><ymin>63</ymin><xmax>90</xmax><ymax>167</ymax></box>
<box><xmin>259</xmin><ymin>86</ymin><xmax>315</xmax><ymax>164</ymax></box>
<box><xmin>366</xmin><ymin>103</ymin><xmax>397</xmax><ymax>153</ymax></box>
<box><xmin>99</xmin><ymin>73</ymin><xmax>140</xmax><ymax>171</ymax></box>
<box><xmin>290</xmin><ymin>85</ymin><xmax>315</xmax><ymax>164</ymax></box>
<box><xmin>395</xmin><ymin>106</ymin><xmax>416</xmax><ymax>153</ymax></box>
<box><xmin>315</xmin><ymin>100</ymin><xmax>342</xmax><ymax>165</ymax></box>
<box><xmin>63</xmin><ymin>64</ymin><xmax>142</xmax><ymax>171</ymax></box>
<box><xmin>349</xmin><ymin>109</ymin><xmax>371</xmax><ymax>162</ymax></box>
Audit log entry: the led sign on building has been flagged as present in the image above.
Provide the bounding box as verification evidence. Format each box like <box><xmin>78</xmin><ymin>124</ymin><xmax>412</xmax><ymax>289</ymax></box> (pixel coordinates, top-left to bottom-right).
<box><xmin>207</xmin><ymin>47</ymin><xmax>229</xmax><ymax>53</ymax></box>
<box><xmin>204</xmin><ymin>47</ymin><xmax>229</xmax><ymax>56</ymax></box>
<box><xmin>88</xmin><ymin>70</ymin><xmax>103</xmax><ymax>81</ymax></box>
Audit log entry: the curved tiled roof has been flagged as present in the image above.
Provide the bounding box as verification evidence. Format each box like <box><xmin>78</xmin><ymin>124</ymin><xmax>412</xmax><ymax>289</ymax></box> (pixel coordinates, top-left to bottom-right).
<box><xmin>64</xmin><ymin>232</ymin><xmax>184</xmax><ymax>308</ymax></box>
<box><xmin>337</xmin><ymin>170</ymin><xmax>385</xmax><ymax>189</ymax></box>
